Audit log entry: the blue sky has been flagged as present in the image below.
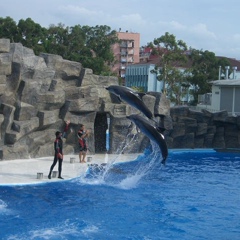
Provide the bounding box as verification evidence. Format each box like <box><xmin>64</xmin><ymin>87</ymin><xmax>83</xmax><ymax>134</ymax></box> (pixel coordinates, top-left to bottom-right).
<box><xmin>1</xmin><ymin>0</ymin><xmax>240</xmax><ymax>59</ymax></box>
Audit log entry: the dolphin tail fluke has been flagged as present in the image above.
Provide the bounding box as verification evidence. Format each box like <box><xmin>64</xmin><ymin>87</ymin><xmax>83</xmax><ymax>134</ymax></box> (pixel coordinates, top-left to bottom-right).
<box><xmin>161</xmin><ymin>158</ymin><xmax>166</xmax><ymax>165</ymax></box>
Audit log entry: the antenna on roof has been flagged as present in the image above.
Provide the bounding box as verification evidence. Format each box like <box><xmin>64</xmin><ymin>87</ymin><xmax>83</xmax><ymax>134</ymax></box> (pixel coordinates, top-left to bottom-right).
<box><xmin>232</xmin><ymin>66</ymin><xmax>237</xmax><ymax>79</ymax></box>
<box><xmin>219</xmin><ymin>66</ymin><xmax>221</xmax><ymax>80</ymax></box>
<box><xmin>225</xmin><ymin>66</ymin><xmax>230</xmax><ymax>79</ymax></box>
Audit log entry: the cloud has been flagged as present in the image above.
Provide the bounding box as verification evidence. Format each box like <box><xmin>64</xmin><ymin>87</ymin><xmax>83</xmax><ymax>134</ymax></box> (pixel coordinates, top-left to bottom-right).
<box><xmin>1</xmin><ymin>0</ymin><xmax>239</xmax><ymax>59</ymax></box>
<box><xmin>58</xmin><ymin>5</ymin><xmax>103</xmax><ymax>17</ymax></box>
<box><xmin>190</xmin><ymin>23</ymin><xmax>217</xmax><ymax>40</ymax></box>
<box><xmin>56</xmin><ymin>5</ymin><xmax>107</xmax><ymax>25</ymax></box>
<box><xmin>57</xmin><ymin>4</ymin><xmax>147</xmax><ymax>33</ymax></box>
<box><xmin>151</xmin><ymin>20</ymin><xmax>186</xmax><ymax>31</ymax></box>
<box><xmin>233</xmin><ymin>34</ymin><xmax>240</xmax><ymax>41</ymax></box>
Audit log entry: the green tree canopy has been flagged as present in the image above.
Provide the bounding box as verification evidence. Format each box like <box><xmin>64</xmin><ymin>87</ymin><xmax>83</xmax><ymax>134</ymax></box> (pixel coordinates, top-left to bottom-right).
<box><xmin>0</xmin><ymin>17</ymin><xmax>118</xmax><ymax>75</ymax></box>
<box><xmin>17</xmin><ymin>18</ymin><xmax>47</xmax><ymax>54</ymax></box>
<box><xmin>0</xmin><ymin>16</ymin><xmax>19</xmax><ymax>42</ymax></box>
<box><xmin>148</xmin><ymin>32</ymin><xmax>189</xmax><ymax>105</ymax></box>
<box><xmin>187</xmin><ymin>49</ymin><xmax>231</xmax><ymax>103</ymax></box>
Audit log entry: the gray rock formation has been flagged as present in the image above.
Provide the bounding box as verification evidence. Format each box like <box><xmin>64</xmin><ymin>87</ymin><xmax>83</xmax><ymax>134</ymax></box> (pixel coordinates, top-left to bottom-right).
<box><xmin>0</xmin><ymin>38</ymin><xmax>239</xmax><ymax>160</ymax></box>
<box><xmin>167</xmin><ymin>107</ymin><xmax>240</xmax><ymax>149</ymax></box>
<box><xmin>0</xmin><ymin>38</ymin><xmax>171</xmax><ymax>160</ymax></box>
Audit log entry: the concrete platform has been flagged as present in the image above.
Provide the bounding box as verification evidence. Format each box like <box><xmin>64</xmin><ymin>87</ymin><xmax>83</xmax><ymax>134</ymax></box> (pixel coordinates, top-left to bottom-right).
<box><xmin>0</xmin><ymin>154</ymin><xmax>139</xmax><ymax>185</ymax></box>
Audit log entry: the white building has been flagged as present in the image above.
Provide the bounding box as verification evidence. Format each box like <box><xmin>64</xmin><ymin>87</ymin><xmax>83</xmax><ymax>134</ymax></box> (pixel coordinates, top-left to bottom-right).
<box><xmin>197</xmin><ymin>79</ymin><xmax>240</xmax><ymax>116</ymax></box>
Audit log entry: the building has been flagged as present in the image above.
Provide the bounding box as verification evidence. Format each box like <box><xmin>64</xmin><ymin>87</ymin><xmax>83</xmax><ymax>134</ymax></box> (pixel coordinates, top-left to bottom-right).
<box><xmin>112</xmin><ymin>31</ymin><xmax>140</xmax><ymax>84</ymax></box>
<box><xmin>139</xmin><ymin>47</ymin><xmax>152</xmax><ymax>63</ymax></box>
<box><xmin>125</xmin><ymin>63</ymin><xmax>163</xmax><ymax>92</ymax></box>
<box><xmin>197</xmin><ymin>79</ymin><xmax>240</xmax><ymax>116</ymax></box>
<box><xmin>196</xmin><ymin>60</ymin><xmax>240</xmax><ymax>115</ymax></box>
<box><xmin>217</xmin><ymin>57</ymin><xmax>240</xmax><ymax>79</ymax></box>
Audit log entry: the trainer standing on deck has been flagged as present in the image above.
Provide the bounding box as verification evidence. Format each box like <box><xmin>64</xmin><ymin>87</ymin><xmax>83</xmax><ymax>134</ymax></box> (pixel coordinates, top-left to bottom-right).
<box><xmin>48</xmin><ymin>131</ymin><xmax>64</xmax><ymax>179</ymax></box>
<box><xmin>78</xmin><ymin>124</ymin><xmax>89</xmax><ymax>163</ymax></box>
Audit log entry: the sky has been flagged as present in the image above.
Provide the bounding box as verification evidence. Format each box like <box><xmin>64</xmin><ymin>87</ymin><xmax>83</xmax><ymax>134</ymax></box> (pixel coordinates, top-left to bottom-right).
<box><xmin>1</xmin><ymin>0</ymin><xmax>240</xmax><ymax>60</ymax></box>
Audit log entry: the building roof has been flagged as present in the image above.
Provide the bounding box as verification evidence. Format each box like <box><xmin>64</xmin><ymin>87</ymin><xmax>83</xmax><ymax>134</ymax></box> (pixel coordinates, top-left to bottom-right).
<box><xmin>217</xmin><ymin>56</ymin><xmax>240</xmax><ymax>70</ymax></box>
<box><xmin>210</xmin><ymin>79</ymin><xmax>240</xmax><ymax>86</ymax></box>
<box><xmin>139</xmin><ymin>47</ymin><xmax>240</xmax><ymax>69</ymax></box>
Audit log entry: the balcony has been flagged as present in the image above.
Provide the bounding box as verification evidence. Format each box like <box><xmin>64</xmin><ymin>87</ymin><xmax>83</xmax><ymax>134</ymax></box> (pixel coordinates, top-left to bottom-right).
<box><xmin>120</xmin><ymin>43</ymin><xmax>128</xmax><ymax>48</ymax></box>
<box><xmin>120</xmin><ymin>51</ymin><xmax>127</xmax><ymax>56</ymax></box>
<box><xmin>127</xmin><ymin>57</ymin><xmax>133</xmax><ymax>63</ymax></box>
<box><xmin>127</xmin><ymin>41</ymin><xmax>134</xmax><ymax>48</ymax></box>
<box><xmin>127</xmin><ymin>49</ymin><xmax>134</xmax><ymax>55</ymax></box>
<box><xmin>120</xmin><ymin>40</ymin><xmax>134</xmax><ymax>48</ymax></box>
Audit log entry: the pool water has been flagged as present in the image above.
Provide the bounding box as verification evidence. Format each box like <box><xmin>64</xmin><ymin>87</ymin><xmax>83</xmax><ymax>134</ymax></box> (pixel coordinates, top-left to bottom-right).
<box><xmin>0</xmin><ymin>148</ymin><xmax>240</xmax><ymax>240</ymax></box>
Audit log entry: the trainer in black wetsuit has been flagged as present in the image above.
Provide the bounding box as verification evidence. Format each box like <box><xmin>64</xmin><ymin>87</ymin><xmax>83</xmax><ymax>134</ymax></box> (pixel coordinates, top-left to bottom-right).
<box><xmin>48</xmin><ymin>131</ymin><xmax>64</xmax><ymax>179</ymax></box>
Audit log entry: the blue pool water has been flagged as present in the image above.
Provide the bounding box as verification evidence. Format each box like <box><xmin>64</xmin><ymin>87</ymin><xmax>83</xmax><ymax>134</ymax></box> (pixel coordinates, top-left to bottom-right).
<box><xmin>0</xmin><ymin>147</ymin><xmax>240</xmax><ymax>240</ymax></box>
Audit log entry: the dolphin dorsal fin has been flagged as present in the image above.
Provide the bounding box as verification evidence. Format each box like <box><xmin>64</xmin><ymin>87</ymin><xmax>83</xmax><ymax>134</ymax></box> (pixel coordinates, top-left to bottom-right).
<box><xmin>127</xmin><ymin>88</ymin><xmax>143</xmax><ymax>100</ymax></box>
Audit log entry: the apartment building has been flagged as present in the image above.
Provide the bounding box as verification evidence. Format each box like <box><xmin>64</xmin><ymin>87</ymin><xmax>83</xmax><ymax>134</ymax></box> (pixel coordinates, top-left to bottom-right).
<box><xmin>112</xmin><ymin>31</ymin><xmax>140</xmax><ymax>84</ymax></box>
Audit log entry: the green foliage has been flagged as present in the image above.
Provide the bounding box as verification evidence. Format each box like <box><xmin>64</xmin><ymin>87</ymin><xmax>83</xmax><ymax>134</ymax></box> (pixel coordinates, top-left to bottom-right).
<box><xmin>148</xmin><ymin>32</ymin><xmax>189</xmax><ymax>105</ymax></box>
<box><xmin>130</xmin><ymin>86</ymin><xmax>145</xmax><ymax>93</ymax></box>
<box><xmin>148</xmin><ymin>32</ymin><xmax>232</xmax><ymax>104</ymax></box>
<box><xmin>0</xmin><ymin>16</ymin><xmax>20</xmax><ymax>42</ymax></box>
<box><xmin>187</xmin><ymin>49</ymin><xmax>231</xmax><ymax>101</ymax></box>
<box><xmin>0</xmin><ymin>17</ymin><xmax>118</xmax><ymax>75</ymax></box>
<box><xmin>17</xmin><ymin>18</ymin><xmax>47</xmax><ymax>53</ymax></box>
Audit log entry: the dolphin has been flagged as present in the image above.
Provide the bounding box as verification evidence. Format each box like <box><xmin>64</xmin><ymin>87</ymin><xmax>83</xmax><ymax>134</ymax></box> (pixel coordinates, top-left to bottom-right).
<box><xmin>126</xmin><ymin>114</ymin><xmax>168</xmax><ymax>164</ymax></box>
<box><xmin>106</xmin><ymin>85</ymin><xmax>154</xmax><ymax>120</ymax></box>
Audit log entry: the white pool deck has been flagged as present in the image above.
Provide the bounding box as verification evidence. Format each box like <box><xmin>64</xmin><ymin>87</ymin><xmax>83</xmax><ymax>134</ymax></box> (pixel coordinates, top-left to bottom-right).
<box><xmin>0</xmin><ymin>153</ymin><xmax>139</xmax><ymax>185</ymax></box>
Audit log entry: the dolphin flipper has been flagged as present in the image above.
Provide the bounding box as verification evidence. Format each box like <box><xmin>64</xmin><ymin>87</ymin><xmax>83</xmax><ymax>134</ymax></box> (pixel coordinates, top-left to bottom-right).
<box><xmin>117</xmin><ymin>96</ymin><xmax>122</xmax><ymax>102</ymax></box>
<box><xmin>153</xmin><ymin>114</ymin><xmax>166</xmax><ymax>133</ymax></box>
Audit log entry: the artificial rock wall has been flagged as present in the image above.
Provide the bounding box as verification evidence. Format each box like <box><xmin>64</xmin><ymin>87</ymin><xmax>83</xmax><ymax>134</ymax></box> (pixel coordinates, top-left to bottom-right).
<box><xmin>0</xmin><ymin>38</ymin><xmax>170</xmax><ymax>160</ymax></box>
<box><xmin>166</xmin><ymin>107</ymin><xmax>240</xmax><ymax>149</ymax></box>
<box><xmin>0</xmin><ymin>38</ymin><xmax>239</xmax><ymax>160</ymax></box>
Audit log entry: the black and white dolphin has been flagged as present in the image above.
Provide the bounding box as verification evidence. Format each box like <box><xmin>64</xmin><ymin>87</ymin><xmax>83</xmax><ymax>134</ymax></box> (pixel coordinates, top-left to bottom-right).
<box><xmin>106</xmin><ymin>85</ymin><xmax>154</xmax><ymax>120</ymax></box>
<box><xmin>126</xmin><ymin>114</ymin><xmax>168</xmax><ymax>164</ymax></box>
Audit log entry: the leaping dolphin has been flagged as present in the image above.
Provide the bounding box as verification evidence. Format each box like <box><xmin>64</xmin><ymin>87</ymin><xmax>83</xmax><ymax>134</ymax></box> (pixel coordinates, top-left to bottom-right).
<box><xmin>106</xmin><ymin>85</ymin><xmax>154</xmax><ymax>120</ymax></box>
<box><xmin>126</xmin><ymin>114</ymin><xmax>168</xmax><ymax>164</ymax></box>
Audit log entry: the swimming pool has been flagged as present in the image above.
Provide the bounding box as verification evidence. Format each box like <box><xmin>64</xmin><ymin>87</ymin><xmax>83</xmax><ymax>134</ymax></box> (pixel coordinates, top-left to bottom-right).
<box><xmin>0</xmin><ymin>148</ymin><xmax>240</xmax><ymax>239</ymax></box>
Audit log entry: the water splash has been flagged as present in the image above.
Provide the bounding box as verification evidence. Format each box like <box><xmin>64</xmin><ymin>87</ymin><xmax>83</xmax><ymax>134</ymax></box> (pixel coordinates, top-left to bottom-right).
<box><xmin>7</xmin><ymin>219</ymin><xmax>97</xmax><ymax>240</ymax></box>
<box><xmin>117</xmin><ymin>173</ymin><xmax>144</xmax><ymax>190</ymax></box>
<box><xmin>0</xmin><ymin>199</ymin><xmax>13</xmax><ymax>215</ymax></box>
<box><xmin>0</xmin><ymin>199</ymin><xmax>7</xmax><ymax>212</ymax></box>
<box><xmin>78</xmin><ymin>130</ymin><xmax>164</xmax><ymax>189</ymax></box>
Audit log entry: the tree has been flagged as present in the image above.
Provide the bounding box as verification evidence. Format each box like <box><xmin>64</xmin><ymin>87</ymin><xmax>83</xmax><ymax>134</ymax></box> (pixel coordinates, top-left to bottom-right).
<box><xmin>148</xmin><ymin>32</ymin><xmax>189</xmax><ymax>105</ymax></box>
<box><xmin>80</xmin><ymin>25</ymin><xmax>118</xmax><ymax>75</ymax></box>
<box><xmin>44</xmin><ymin>24</ymin><xmax>118</xmax><ymax>75</ymax></box>
<box><xmin>187</xmin><ymin>49</ymin><xmax>231</xmax><ymax>103</ymax></box>
<box><xmin>0</xmin><ymin>16</ymin><xmax>19</xmax><ymax>42</ymax></box>
<box><xmin>0</xmin><ymin>17</ymin><xmax>118</xmax><ymax>75</ymax></box>
<box><xmin>17</xmin><ymin>18</ymin><xmax>47</xmax><ymax>54</ymax></box>
<box><xmin>43</xmin><ymin>23</ymin><xmax>70</xmax><ymax>58</ymax></box>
